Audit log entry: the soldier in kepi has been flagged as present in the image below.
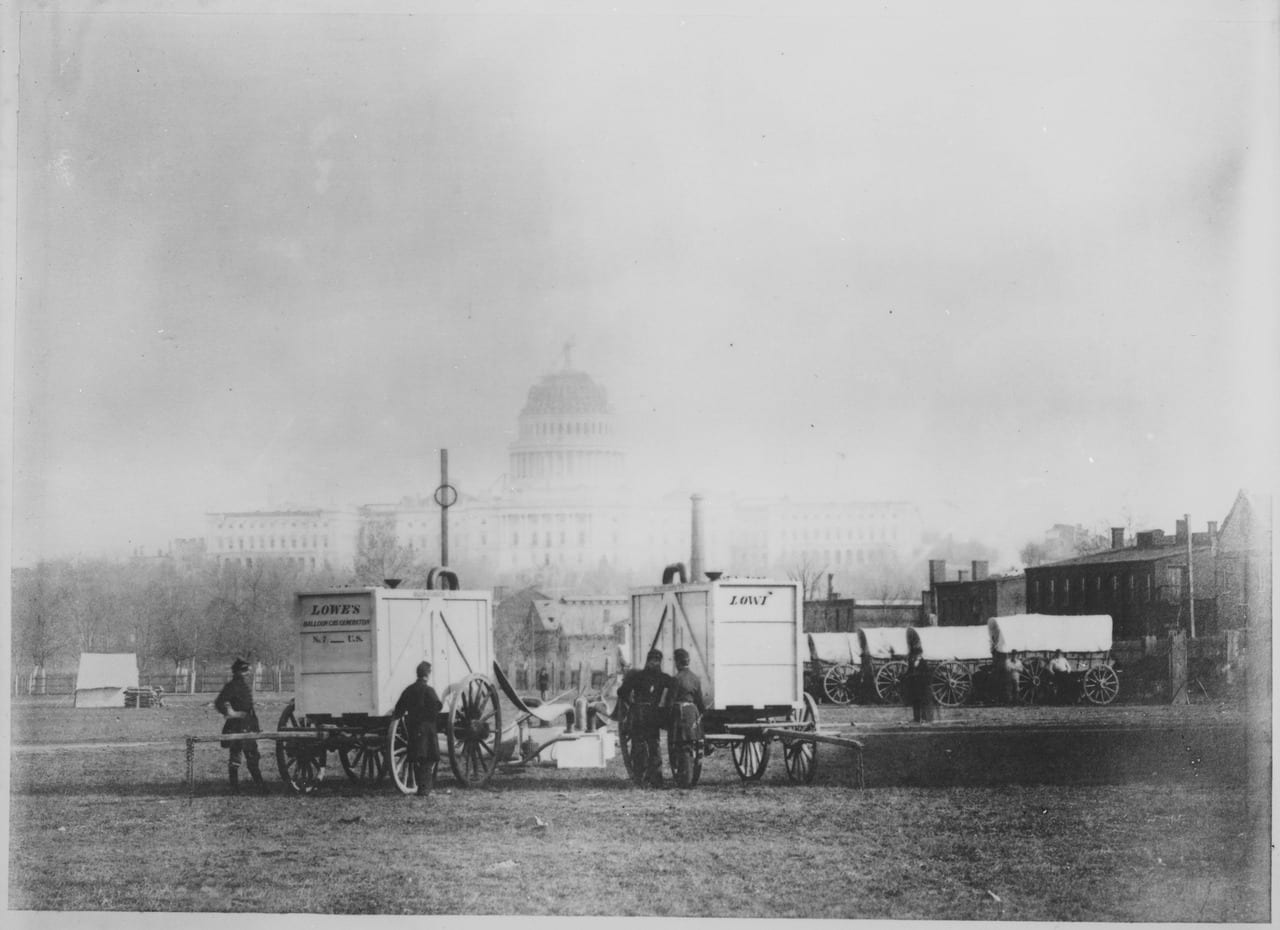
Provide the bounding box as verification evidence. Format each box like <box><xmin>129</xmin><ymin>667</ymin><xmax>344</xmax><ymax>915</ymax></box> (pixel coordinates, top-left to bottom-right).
<box><xmin>669</xmin><ymin>647</ymin><xmax>707</xmax><ymax>782</ymax></box>
<box><xmin>616</xmin><ymin>648</ymin><xmax>673</xmax><ymax>788</ymax></box>
<box><xmin>394</xmin><ymin>661</ymin><xmax>444</xmax><ymax>797</ymax></box>
<box><xmin>214</xmin><ymin>658</ymin><xmax>266</xmax><ymax>793</ymax></box>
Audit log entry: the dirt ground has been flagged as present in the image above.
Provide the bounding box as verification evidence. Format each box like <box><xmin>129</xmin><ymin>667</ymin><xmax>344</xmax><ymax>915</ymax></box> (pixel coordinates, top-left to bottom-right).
<box><xmin>7</xmin><ymin>693</ymin><xmax>1272</xmax><ymax>920</ymax></box>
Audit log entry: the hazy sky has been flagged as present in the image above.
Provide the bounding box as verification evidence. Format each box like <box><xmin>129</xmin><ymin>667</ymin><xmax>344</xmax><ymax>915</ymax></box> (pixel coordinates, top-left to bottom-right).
<box><xmin>8</xmin><ymin>0</ymin><xmax>1279</xmax><ymax>568</ymax></box>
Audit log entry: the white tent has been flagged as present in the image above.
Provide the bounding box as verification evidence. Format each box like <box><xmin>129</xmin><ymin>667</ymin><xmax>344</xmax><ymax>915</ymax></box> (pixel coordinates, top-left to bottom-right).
<box><xmin>74</xmin><ymin>653</ymin><xmax>140</xmax><ymax>708</ymax></box>
<box><xmin>987</xmin><ymin>614</ymin><xmax>1113</xmax><ymax>655</ymax></box>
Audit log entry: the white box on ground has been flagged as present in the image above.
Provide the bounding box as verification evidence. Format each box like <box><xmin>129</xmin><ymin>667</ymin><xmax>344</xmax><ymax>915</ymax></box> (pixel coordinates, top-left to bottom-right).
<box><xmin>549</xmin><ymin>731</ymin><xmax>611</xmax><ymax>768</ymax></box>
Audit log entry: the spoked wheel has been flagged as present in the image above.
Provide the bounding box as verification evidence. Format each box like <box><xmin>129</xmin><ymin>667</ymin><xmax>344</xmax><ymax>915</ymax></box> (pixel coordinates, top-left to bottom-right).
<box><xmin>874</xmin><ymin>661</ymin><xmax>907</xmax><ymax>704</ymax></box>
<box><xmin>668</xmin><ymin>731</ymin><xmax>701</xmax><ymax>789</ymax></box>
<box><xmin>784</xmin><ymin>693</ymin><xmax>818</xmax><ymax>784</ymax></box>
<box><xmin>1019</xmin><ymin>659</ymin><xmax>1045</xmax><ymax>705</ymax></box>
<box><xmin>617</xmin><ymin>700</ymin><xmax>637</xmax><ymax>781</ymax></box>
<box><xmin>446</xmin><ymin>674</ymin><xmax>502</xmax><ymax>788</ymax></box>
<box><xmin>339</xmin><ymin>732</ymin><xmax>388</xmax><ymax>784</ymax></box>
<box><xmin>731</xmin><ymin>736</ymin><xmax>771</xmax><ymax>781</ymax></box>
<box><xmin>823</xmin><ymin>664</ymin><xmax>856</xmax><ymax>705</ymax></box>
<box><xmin>386</xmin><ymin>715</ymin><xmax>420</xmax><ymax>795</ymax></box>
<box><xmin>275</xmin><ymin>702</ymin><xmax>324</xmax><ymax>795</ymax></box>
<box><xmin>1082</xmin><ymin>665</ymin><xmax>1120</xmax><ymax>705</ymax></box>
<box><xmin>930</xmin><ymin>661</ymin><xmax>974</xmax><ymax>707</ymax></box>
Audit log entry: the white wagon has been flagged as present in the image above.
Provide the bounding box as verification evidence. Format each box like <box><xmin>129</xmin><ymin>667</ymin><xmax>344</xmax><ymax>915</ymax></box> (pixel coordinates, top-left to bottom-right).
<box><xmin>625</xmin><ymin>566</ymin><xmax>817</xmax><ymax>785</ymax></box>
<box><xmin>276</xmin><ymin>572</ymin><xmax>504</xmax><ymax>794</ymax></box>
<box><xmin>987</xmin><ymin>613</ymin><xmax>1119</xmax><ymax>705</ymax></box>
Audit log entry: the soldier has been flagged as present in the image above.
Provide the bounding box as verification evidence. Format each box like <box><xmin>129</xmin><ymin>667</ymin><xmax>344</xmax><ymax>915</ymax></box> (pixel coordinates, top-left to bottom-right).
<box><xmin>669</xmin><ymin>648</ymin><xmax>706</xmax><ymax>784</ymax></box>
<box><xmin>616</xmin><ymin>648</ymin><xmax>673</xmax><ymax>787</ymax></box>
<box><xmin>669</xmin><ymin>648</ymin><xmax>705</xmax><ymax>715</ymax></box>
<box><xmin>214</xmin><ymin>658</ymin><xmax>266</xmax><ymax>793</ymax></box>
<box><xmin>394</xmin><ymin>661</ymin><xmax>443</xmax><ymax>797</ymax></box>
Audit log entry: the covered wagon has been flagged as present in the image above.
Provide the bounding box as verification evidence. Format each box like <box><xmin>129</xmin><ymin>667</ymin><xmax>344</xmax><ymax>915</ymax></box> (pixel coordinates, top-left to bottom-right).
<box><xmin>805</xmin><ymin>632</ymin><xmax>860</xmax><ymax>705</ymax></box>
<box><xmin>906</xmin><ymin>625</ymin><xmax>994</xmax><ymax>707</ymax></box>
<box><xmin>987</xmin><ymin>613</ymin><xmax>1119</xmax><ymax>705</ymax></box>
<box><xmin>856</xmin><ymin>626</ymin><xmax>911</xmax><ymax>703</ymax></box>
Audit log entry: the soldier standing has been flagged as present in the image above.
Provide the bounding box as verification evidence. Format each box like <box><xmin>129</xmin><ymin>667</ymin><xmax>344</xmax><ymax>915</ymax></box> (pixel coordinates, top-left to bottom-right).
<box><xmin>394</xmin><ymin>661</ymin><xmax>443</xmax><ymax>797</ymax></box>
<box><xmin>214</xmin><ymin>658</ymin><xmax>266</xmax><ymax>793</ymax></box>
<box><xmin>616</xmin><ymin>648</ymin><xmax>673</xmax><ymax>788</ymax></box>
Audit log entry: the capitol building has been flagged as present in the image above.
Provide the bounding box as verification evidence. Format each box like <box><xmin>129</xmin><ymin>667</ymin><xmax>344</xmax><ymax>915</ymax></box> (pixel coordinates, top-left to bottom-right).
<box><xmin>205</xmin><ymin>361</ymin><xmax>925</xmax><ymax>595</ymax></box>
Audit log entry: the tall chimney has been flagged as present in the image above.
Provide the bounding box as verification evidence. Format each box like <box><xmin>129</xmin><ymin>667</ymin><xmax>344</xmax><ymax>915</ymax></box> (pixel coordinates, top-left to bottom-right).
<box><xmin>1207</xmin><ymin>521</ymin><xmax>1218</xmax><ymax>556</ymax></box>
<box><xmin>928</xmin><ymin>559</ymin><xmax>948</xmax><ymax>587</ymax></box>
<box><xmin>971</xmin><ymin>560</ymin><xmax>989</xmax><ymax>582</ymax></box>
<box><xmin>690</xmin><ymin>493</ymin><xmax>705</xmax><ymax>583</ymax></box>
<box><xmin>1111</xmin><ymin>527</ymin><xmax>1125</xmax><ymax>550</ymax></box>
<box><xmin>1175</xmin><ymin>517</ymin><xmax>1188</xmax><ymax>546</ymax></box>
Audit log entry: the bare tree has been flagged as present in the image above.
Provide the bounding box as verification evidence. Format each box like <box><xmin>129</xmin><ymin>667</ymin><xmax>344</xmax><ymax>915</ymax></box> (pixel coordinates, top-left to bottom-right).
<box><xmin>11</xmin><ymin>562</ymin><xmax>74</xmax><ymax>694</ymax></box>
<box><xmin>354</xmin><ymin>515</ymin><xmax>422</xmax><ymax>584</ymax></box>
<box><xmin>787</xmin><ymin>555</ymin><xmax>830</xmax><ymax>602</ymax></box>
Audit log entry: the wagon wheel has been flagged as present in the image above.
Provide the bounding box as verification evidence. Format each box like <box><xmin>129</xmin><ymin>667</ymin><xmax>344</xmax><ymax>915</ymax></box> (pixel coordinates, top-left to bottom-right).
<box><xmin>1082</xmin><ymin>664</ymin><xmax>1120</xmax><ymax>705</ymax></box>
<box><xmin>446</xmin><ymin>674</ymin><xmax>503</xmax><ymax>788</ymax></box>
<box><xmin>930</xmin><ymin>661</ymin><xmax>973</xmax><ymax>707</ymax></box>
<box><xmin>730</xmin><ymin>736</ymin><xmax>771</xmax><ymax>781</ymax></box>
<box><xmin>667</xmin><ymin>729</ymin><xmax>702</xmax><ymax>789</ymax></box>
<box><xmin>1019</xmin><ymin>658</ymin><xmax>1045</xmax><ymax>704</ymax></box>
<box><xmin>275</xmin><ymin>702</ymin><xmax>324</xmax><ymax>795</ymax></box>
<box><xmin>783</xmin><ymin>693</ymin><xmax>819</xmax><ymax>784</ymax></box>
<box><xmin>386</xmin><ymin>714</ymin><xmax>419</xmax><ymax>795</ymax></box>
<box><xmin>339</xmin><ymin>731</ymin><xmax>388</xmax><ymax>784</ymax></box>
<box><xmin>823</xmin><ymin>664</ymin><xmax>856</xmax><ymax>705</ymax></box>
<box><xmin>616</xmin><ymin>699</ymin><xmax>638</xmax><ymax>781</ymax></box>
<box><xmin>874</xmin><ymin>661</ymin><xmax>907</xmax><ymax>704</ymax></box>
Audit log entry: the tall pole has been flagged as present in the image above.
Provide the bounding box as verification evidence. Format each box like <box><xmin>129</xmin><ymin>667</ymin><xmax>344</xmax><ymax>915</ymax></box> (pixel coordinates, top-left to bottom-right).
<box><xmin>1185</xmin><ymin>512</ymin><xmax>1195</xmax><ymax>638</ymax></box>
<box><xmin>440</xmin><ymin>449</ymin><xmax>450</xmax><ymax>567</ymax></box>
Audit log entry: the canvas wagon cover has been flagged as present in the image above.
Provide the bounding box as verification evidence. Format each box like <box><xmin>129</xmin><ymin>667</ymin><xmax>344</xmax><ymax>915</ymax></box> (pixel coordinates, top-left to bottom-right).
<box><xmin>907</xmin><ymin>625</ymin><xmax>991</xmax><ymax>662</ymax></box>
<box><xmin>74</xmin><ymin>653</ymin><xmax>139</xmax><ymax>708</ymax></box>
<box><xmin>857</xmin><ymin>627</ymin><xmax>910</xmax><ymax>661</ymax></box>
<box><xmin>807</xmin><ymin>632</ymin><xmax>859</xmax><ymax>666</ymax></box>
<box><xmin>987</xmin><ymin>614</ymin><xmax>1113</xmax><ymax>654</ymax></box>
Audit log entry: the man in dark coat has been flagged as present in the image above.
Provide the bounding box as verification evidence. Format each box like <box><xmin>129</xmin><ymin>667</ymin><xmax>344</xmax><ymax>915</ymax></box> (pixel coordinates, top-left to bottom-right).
<box><xmin>616</xmin><ymin>648</ymin><xmax>673</xmax><ymax>787</ymax></box>
<box><xmin>394</xmin><ymin>661</ymin><xmax>443</xmax><ymax>796</ymax></box>
<box><xmin>214</xmin><ymin>658</ymin><xmax>265</xmax><ymax>792</ymax></box>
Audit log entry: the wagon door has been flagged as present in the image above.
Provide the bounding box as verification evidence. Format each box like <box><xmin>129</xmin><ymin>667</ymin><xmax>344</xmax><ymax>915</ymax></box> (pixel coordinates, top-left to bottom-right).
<box><xmin>380</xmin><ymin>596</ymin><xmax>436</xmax><ymax>715</ymax></box>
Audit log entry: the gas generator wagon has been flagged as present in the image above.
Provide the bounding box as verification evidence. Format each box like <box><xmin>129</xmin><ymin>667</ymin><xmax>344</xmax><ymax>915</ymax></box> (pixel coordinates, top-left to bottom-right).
<box><xmin>275</xmin><ymin>573</ymin><xmax>503</xmax><ymax>794</ymax></box>
<box><xmin>622</xmin><ymin>566</ymin><xmax>818</xmax><ymax>786</ymax></box>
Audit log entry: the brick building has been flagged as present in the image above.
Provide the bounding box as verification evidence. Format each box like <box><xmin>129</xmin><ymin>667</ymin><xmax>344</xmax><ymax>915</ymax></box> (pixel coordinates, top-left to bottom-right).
<box><xmin>1024</xmin><ymin>519</ymin><xmax>1218</xmax><ymax>640</ymax></box>
<box><xmin>926</xmin><ymin>559</ymin><xmax>1026</xmax><ymax>626</ymax></box>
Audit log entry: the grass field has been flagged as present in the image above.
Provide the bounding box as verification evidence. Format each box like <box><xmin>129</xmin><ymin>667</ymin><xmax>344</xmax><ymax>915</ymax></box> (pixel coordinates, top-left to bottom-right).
<box><xmin>7</xmin><ymin>694</ymin><xmax>1271</xmax><ymax>920</ymax></box>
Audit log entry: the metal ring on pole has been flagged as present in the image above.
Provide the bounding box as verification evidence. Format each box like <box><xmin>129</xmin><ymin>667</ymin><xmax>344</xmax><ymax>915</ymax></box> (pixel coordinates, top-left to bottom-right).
<box><xmin>426</xmin><ymin>567</ymin><xmax>460</xmax><ymax>590</ymax></box>
<box><xmin>433</xmin><ymin>484</ymin><xmax>458</xmax><ymax>509</ymax></box>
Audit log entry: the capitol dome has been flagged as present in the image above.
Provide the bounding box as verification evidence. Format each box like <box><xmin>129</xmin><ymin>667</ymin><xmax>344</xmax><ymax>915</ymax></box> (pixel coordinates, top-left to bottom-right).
<box><xmin>520</xmin><ymin>369</ymin><xmax>612</xmax><ymax>417</ymax></box>
<box><xmin>507</xmin><ymin>365</ymin><xmax>625</xmax><ymax>492</ymax></box>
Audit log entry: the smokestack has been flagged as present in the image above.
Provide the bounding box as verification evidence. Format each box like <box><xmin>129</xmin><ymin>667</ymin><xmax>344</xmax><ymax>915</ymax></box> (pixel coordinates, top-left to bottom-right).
<box><xmin>1175</xmin><ymin>517</ymin><xmax>1188</xmax><ymax>546</ymax></box>
<box><xmin>971</xmin><ymin>560</ymin><xmax>989</xmax><ymax>582</ymax></box>
<box><xmin>1111</xmin><ymin>527</ymin><xmax>1125</xmax><ymax>550</ymax></box>
<box><xmin>690</xmin><ymin>493</ymin><xmax>705</xmax><ymax>583</ymax></box>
